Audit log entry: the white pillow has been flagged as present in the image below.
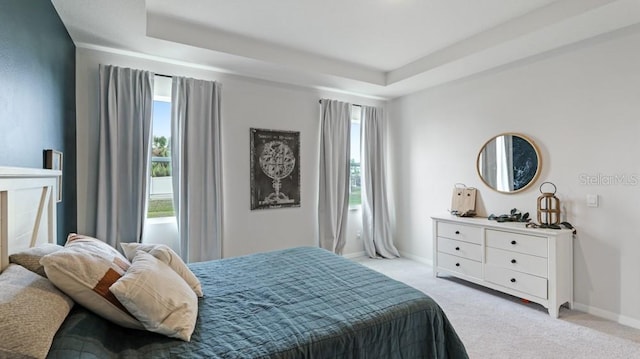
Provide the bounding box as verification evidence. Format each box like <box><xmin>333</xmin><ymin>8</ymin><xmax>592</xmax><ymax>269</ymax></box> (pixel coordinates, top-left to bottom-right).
<box><xmin>110</xmin><ymin>251</ymin><xmax>198</xmax><ymax>342</ymax></box>
<box><xmin>120</xmin><ymin>243</ymin><xmax>203</xmax><ymax>297</ymax></box>
<box><xmin>40</xmin><ymin>234</ymin><xmax>143</xmax><ymax>330</ymax></box>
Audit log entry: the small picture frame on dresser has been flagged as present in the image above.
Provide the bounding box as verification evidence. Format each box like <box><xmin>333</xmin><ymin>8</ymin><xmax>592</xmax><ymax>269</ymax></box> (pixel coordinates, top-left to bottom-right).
<box><xmin>44</xmin><ymin>149</ymin><xmax>63</xmax><ymax>202</ymax></box>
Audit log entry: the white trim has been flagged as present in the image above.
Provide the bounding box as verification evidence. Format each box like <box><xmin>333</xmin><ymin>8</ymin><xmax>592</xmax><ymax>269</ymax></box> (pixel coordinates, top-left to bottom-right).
<box><xmin>0</xmin><ymin>166</ymin><xmax>61</xmax><ymax>178</ymax></box>
<box><xmin>572</xmin><ymin>302</ymin><xmax>640</xmax><ymax>330</ymax></box>
<box><xmin>398</xmin><ymin>250</ymin><xmax>432</xmax><ymax>266</ymax></box>
<box><xmin>146</xmin><ymin>216</ymin><xmax>176</xmax><ymax>225</ymax></box>
<box><xmin>313</xmin><ymin>86</ymin><xmax>388</xmax><ymax>101</ymax></box>
<box><xmin>154</xmin><ymin>95</ymin><xmax>171</xmax><ymax>103</ymax></box>
<box><xmin>77</xmin><ymin>42</ymin><xmax>232</xmax><ymax>75</ymax></box>
<box><xmin>342</xmin><ymin>251</ymin><xmax>366</xmax><ymax>259</ymax></box>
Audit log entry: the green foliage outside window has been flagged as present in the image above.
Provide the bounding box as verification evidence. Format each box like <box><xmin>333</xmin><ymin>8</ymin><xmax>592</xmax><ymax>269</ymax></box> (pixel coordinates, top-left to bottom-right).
<box><xmin>151</xmin><ymin>136</ymin><xmax>171</xmax><ymax>177</ymax></box>
<box><xmin>350</xmin><ymin>159</ymin><xmax>361</xmax><ymax>206</ymax></box>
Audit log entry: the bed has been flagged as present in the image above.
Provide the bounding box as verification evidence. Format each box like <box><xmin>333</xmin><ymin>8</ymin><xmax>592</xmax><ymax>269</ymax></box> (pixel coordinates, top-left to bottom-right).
<box><xmin>0</xmin><ymin>167</ymin><xmax>468</xmax><ymax>359</ymax></box>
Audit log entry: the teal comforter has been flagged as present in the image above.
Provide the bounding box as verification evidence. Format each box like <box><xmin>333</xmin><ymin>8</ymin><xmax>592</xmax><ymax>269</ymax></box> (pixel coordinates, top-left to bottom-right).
<box><xmin>48</xmin><ymin>247</ymin><xmax>468</xmax><ymax>358</ymax></box>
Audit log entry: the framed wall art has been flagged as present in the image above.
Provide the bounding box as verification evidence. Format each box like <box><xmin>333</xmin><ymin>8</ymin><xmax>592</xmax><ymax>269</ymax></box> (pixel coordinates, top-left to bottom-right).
<box><xmin>44</xmin><ymin>149</ymin><xmax>63</xmax><ymax>202</ymax></box>
<box><xmin>250</xmin><ymin>128</ymin><xmax>300</xmax><ymax>210</ymax></box>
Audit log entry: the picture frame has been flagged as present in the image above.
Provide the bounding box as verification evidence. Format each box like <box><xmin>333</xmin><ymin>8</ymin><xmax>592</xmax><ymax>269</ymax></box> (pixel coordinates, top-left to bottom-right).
<box><xmin>44</xmin><ymin>149</ymin><xmax>63</xmax><ymax>202</ymax></box>
<box><xmin>250</xmin><ymin>128</ymin><xmax>300</xmax><ymax>210</ymax></box>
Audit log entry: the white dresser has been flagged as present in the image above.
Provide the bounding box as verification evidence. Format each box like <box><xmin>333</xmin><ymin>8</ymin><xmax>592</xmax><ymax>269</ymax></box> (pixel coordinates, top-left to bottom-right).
<box><xmin>432</xmin><ymin>215</ymin><xmax>574</xmax><ymax>318</ymax></box>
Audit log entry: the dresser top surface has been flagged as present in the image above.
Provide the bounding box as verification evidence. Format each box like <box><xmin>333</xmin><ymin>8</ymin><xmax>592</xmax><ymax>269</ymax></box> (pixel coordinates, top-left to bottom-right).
<box><xmin>431</xmin><ymin>214</ymin><xmax>574</xmax><ymax>237</ymax></box>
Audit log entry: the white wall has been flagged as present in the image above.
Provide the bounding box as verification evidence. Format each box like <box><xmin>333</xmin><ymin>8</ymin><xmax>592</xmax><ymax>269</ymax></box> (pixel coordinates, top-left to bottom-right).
<box><xmin>389</xmin><ymin>27</ymin><xmax>640</xmax><ymax>327</ymax></box>
<box><xmin>75</xmin><ymin>47</ymin><xmax>383</xmax><ymax>258</ymax></box>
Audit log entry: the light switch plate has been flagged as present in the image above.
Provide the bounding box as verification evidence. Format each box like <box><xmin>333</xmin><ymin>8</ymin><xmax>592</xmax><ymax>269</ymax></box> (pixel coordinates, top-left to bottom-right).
<box><xmin>587</xmin><ymin>194</ymin><xmax>599</xmax><ymax>208</ymax></box>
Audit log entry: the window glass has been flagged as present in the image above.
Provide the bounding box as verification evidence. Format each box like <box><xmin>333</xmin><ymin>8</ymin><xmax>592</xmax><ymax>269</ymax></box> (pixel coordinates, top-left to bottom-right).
<box><xmin>148</xmin><ymin>99</ymin><xmax>175</xmax><ymax>218</ymax></box>
<box><xmin>350</xmin><ymin>106</ymin><xmax>362</xmax><ymax>208</ymax></box>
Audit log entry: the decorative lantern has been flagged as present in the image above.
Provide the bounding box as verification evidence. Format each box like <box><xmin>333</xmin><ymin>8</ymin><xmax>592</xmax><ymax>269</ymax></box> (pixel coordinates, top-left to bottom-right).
<box><xmin>537</xmin><ymin>182</ymin><xmax>561</xmax><ymax>225</ymax></box>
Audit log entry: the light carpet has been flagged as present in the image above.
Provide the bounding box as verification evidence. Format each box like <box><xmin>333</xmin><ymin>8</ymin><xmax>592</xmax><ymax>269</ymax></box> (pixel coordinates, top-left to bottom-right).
<box><xmin>353</xmin><ymin>256</ymin><xmax>640</xmax><ymax>359</ymax></box>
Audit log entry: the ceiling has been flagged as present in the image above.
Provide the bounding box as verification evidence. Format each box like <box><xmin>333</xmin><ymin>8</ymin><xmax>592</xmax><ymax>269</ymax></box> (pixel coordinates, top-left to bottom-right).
<box><xmin>52</xmin><ymin>0</ymin><xmax>640</xmax><ymax>99</ymax></box>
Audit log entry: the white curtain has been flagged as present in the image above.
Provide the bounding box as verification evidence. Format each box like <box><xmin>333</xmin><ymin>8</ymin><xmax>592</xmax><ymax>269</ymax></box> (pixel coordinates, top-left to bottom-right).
<box><xmin>96</xmin><ymin>65</ymin><xmax>153</xmax><ymax>248</ymax></box>
<box><xmin>318</xmin><ymin>99</ymin><xmax>351</xmax><ymax>254</ymax></box>
<box><xmin>496</xmin><ymin>135</ymin><xmax>514</xmax><ymax>191</ymax></box>
<box><xmin>480</xmin><ymin>141</ymin><xmax>496</xmax><ymax>187</ymax></box>
<box><xmin>361</xmin><ymin>105</ymin><xmax>399</xmax><ymax>259</ymax></box>
<box><xmin>171</xmin><ymin>76</ymin><xmax>222</xmax><ymax>263</ymax></box>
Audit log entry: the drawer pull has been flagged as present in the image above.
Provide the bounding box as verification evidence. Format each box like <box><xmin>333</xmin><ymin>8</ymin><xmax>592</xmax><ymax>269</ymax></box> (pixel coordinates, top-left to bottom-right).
<box><xmin>510</xmin><ymin>278</ymin><xmax>516</xmax><ymax>283</ymax></box>
<box><xmin>455</xmin><ymin>247</ymin><xmax>460</xmax><ymax>251</ymax></box>
<box><xmin>455</xmin><ymin>231</ymin><xmax>460</xmax><ymax>235</ymax></box>
<box><xmin>511</xmin><ymin>240</ymin><xmax>517</xmax><ymax>245</ymax></box>
<box><xmin>455</xmin><ymin>263</ymin><xmax>460</xmax><ymax>267</ymax></box>
<box><xmin>511</xmin><ymin>259</ymin><xmax>517</xmax><ymax>264</ymax></box>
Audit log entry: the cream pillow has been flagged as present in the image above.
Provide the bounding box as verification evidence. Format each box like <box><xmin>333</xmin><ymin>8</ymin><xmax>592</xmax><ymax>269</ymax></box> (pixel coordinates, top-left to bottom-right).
<box><xmin>120</xmin><ymin>243</ymin><xmax>203</xmax><ymax>297</ymax></box>
<box><xmin>40</xmin><ymin>233</ymin><xmax>143</xmax><ymax>330</ymax></box>
<box><xmin>9</xmin><ymin>243</ymin><xmax>63</xmax><ymax>277</ymax></box>
<box><xmin>0</xmin><ymin>264</ymin><xmax>74</xmax><ymax>359</ymax></box>
<box><xmin>110</xmin><ymin>251</ymin><xmax>198</xmax><ymax>342</ymax></box>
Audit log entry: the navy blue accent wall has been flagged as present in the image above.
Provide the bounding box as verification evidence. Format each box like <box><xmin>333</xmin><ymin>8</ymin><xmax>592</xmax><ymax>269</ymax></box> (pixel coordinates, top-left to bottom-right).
<box><xmin>0</xmin><ymin>0</ymin><xmax>76</xmax><ymax>243</ymax></box>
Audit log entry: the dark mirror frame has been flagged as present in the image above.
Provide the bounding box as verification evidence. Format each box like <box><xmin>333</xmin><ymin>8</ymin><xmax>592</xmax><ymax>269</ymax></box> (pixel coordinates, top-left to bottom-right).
<box><xmin>476</xmin><ymin>133</ymin><xmax>542</xmax><ymax>194</ymax></box>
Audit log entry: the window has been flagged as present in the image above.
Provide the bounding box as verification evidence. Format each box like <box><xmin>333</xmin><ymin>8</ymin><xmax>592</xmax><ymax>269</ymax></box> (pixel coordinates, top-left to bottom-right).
<box><xmin>349</xmin><ymin>105</ymin><xmax>362</xmax><ymax>209</ymax></box>
<box><xmin>148</xmin><ymin>76</ymin><xmax>174</xmax><ymax>218</ymax></box>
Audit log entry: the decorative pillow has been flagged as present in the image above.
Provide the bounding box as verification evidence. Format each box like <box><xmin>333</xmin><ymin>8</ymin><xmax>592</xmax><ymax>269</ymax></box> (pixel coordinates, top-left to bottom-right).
<box><xmin>121</xmin><ymin>243</ymin><xmax>203</xmax><ymax>297</ymax></box>
<box><xmin>9</xmin><ymin>243</ymin><xmax>63</xmax><ymax>277</ymax></box>
<box><xmin>110</xmin><ymin>251</ymin><xmax>198</xmax><ymax>342</ymax></box>
<box><xmin>0</xmin><ymin>264</ymin><xmax>74</xmax><ymax>359</ymax></box>
<box><xmin>40</xmin><ymin>233</ymin><xmax>143</xmax><ymax>330</ymax></box>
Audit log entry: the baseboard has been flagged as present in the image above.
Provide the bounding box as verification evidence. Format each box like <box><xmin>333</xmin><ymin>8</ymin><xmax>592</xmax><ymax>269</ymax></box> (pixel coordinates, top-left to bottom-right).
<box><xmin>398</xmin><ymin>251</ymin><xmax>432</xmax><ymax>266</ymax></box>
<box><xmin>572</xmin><ymin>302</ymin><xmax>640</xmax><ymax>330</ymax></box>
<box><xmin>343</xmin><ymin>251</ymin><xmax>432</xmax><ymax>263</ymax></box>
<box><xmin>342</xmin><ymin>251</ymin><xmax>366</xmax><ymax>259</ymax></box>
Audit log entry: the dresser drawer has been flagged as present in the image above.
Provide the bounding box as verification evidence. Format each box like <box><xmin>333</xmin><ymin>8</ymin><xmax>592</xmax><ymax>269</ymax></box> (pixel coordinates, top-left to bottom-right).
<box><xmin>486</xmin><ymin>229</ymin><xmax>547</xmax><ymax>257</ymax></box>
<box><xmin>485</xmin><ymin>264</ymin><xmax>547</xmax><ymax>299</ymax></box>
<box><xmin>438</xmin><ymin>237</ymin><xmax>482</xmax><ymax>262</ymax></box>
<box><xmin>436</xmin><ymin>222</ymin><xmax>482</xmax><ymax>244</ymax></box>
<box><xmin>486</xmin><ymin>247</ymin><xmax>547</xmax><ymax>278</ymax></box>
<box><xmin>437</xmin><ymin>252</ymin><xmax>482</xmax><ymax>279</ymax></box>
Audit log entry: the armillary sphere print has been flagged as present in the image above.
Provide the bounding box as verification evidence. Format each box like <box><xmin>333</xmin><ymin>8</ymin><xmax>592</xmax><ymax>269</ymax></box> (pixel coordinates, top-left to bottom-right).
<box><xmin>259</xmin><ymin>140</ymin><xmax>296</xmax><ymax>204</ymax></box>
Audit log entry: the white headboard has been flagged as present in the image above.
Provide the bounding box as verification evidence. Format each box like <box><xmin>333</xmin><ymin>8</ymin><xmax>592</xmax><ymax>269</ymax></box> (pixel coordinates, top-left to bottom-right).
<box><xmin>0</xmin><ymin>166</ymin><xmax>61</xmax><ymax>272</ymax></box>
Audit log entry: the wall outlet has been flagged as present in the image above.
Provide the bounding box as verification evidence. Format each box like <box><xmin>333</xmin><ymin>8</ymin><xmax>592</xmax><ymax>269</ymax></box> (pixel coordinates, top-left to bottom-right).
<box><xmin>587</xmin><ymin>194</ymin><xmax>599</xmax><ymax>208</ymax></box>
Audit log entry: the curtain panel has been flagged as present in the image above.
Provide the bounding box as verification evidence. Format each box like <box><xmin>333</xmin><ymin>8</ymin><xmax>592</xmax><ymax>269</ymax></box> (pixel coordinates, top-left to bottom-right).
<box><xmin>361</xmin><ymin>105</ymin><xmax>400</xmax><ymax>258</ymax></box>
<box><xmin>171</xmin><ymin>76</ymin><xmax>223</xmax><ymax>262</ymax></box>
<box><xmin>96</xmin><ymin>65</ymin><xmax>154</xmax><ymax>248</ymax></box>
<box><xmin>318</xmin><ymin>99</ymin><xmax>351</xmax><ymax>254</ymax></box>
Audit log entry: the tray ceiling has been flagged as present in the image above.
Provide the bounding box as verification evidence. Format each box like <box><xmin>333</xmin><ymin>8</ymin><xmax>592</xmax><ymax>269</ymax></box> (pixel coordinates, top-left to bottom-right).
<box><xmin>53</xmin><ymin>0</ymin><xmax>640</xmax><ymax>99</ymax></box>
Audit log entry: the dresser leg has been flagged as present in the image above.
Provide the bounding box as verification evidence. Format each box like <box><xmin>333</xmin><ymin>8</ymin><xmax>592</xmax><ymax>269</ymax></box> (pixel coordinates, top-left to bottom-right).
<box><xmin>548</xmin><ymin>306</ymin><xmax>560</xmax><ymax>318</ymax></box>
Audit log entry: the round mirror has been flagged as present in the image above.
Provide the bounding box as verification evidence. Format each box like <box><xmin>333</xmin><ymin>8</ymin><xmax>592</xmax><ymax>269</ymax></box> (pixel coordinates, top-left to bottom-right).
<box><xmin>477</xmin><ymin>133</ymin><xmax>541</xmax><ymax>193</ymax></box>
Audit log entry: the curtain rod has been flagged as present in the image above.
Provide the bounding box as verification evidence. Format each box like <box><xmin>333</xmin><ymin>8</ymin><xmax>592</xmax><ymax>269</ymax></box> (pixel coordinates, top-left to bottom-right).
<box><xmin>155</xmin><ymin>73</ymin><xmax>172</xmax><ymax>78</ymax></box>
<box><xmin>318</xmin><ymin>99</ymin><xmax>362</xmax><ymax>107</ymax></box>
